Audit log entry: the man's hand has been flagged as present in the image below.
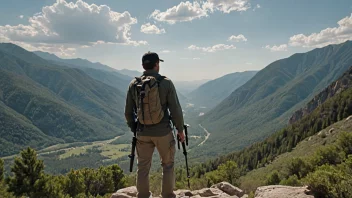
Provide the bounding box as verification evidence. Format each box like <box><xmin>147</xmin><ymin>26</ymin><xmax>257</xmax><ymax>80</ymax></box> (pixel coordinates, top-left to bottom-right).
<box><xmin>178</xmin><ymin>131</ymin><xmax>185</xmax><ymax>143</ymax></box>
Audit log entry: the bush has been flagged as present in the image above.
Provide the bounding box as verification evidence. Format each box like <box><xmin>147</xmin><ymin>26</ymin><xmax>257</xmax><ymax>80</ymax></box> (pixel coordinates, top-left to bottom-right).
<box><xmin>266</xmin><ymin>171</ymin><xmax>280</xmax><ymax>185</ymax></box>
<box><xmin>304</xmin><ymin>165</ymin><xmax>346</xmax><ymax>198</ymax></box>
<box><xmin>279</xmin><ymin>175</ymin><xmax>300</xmax><ymax>186</ymax></box>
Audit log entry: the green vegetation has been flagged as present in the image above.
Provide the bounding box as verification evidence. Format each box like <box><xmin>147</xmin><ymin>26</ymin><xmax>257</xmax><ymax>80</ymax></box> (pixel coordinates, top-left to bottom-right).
<box><xmin>189</xmin><ymin>71</ymin><xmax>257</xmax><ymax>109</ymax></box>
<box><xmin>199</xmin><ymin>41</ymin><xmax>352</xmax><ymax>158</ymax></box>
<box><xmin>2</xmin><ymin>148</ymin><xmax>127</xmax><ymax>198</ymax></box>
<box><xmin>0</xmin><ymin>43</ymin><xmax>128</xmax><ymax>157</ymax></box>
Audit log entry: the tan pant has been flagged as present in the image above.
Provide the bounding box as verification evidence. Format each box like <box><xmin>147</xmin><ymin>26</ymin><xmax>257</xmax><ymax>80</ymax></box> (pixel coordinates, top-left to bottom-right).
<box><xmin>136</xmin><ymin>132</ymin><xmax>176</xmax><ymax>198</ymax></box>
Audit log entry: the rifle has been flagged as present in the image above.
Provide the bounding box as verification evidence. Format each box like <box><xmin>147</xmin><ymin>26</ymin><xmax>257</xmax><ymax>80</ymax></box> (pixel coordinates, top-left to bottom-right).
<box><xmin>170</xmin><ymin>118</ymin><xmax>191</xmax><ymax>188</ymax></box>
<box><xmin>128</xmin><ymin>124</ymin><xmax>137</xmax><ymax>172</ymax></box>
<box><xmin>179</xmin><ymin>124</ymin><xmax>190</xmax><ymax>189</ymax></box>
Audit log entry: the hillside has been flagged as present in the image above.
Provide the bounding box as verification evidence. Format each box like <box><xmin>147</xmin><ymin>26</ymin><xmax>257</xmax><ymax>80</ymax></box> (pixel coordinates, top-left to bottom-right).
<box><xmin>174</xmin><ymin>79</ymin><xmax>210</xmax><ymax>95</ymax></box>
<box><xmin>181</xmin><ymin>65</ymin><xmax>352</xmax><ymax>195</ymax></box>
<box><xmin>200</xmin><ymin>40</ymin><xmax>352</xmax><ymax>156</ymax></box>
<box><xmin>0</xmin><ymin>43</ymin><xmax>127</xmax><ymax>156</ymax></box>
<box><xmin>289</xmin><ymin>67</ymin><xmax>352</xmax><ymax>124</ymax></box>
<box><xmin>189</xmin><ymin>71</ymin><xmax>257</xmax><ymax>109</ymax></box>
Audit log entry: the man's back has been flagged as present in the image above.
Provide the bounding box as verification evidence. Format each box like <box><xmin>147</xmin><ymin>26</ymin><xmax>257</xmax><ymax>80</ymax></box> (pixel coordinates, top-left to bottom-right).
<box><xmin>125</xmin><ymin>69</ymin><xmax>184</xmax><ymax>137</ymax></box>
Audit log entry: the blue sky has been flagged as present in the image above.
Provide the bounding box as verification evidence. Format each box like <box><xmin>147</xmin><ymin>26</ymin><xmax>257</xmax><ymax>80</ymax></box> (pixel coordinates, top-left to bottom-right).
<box><xmin>0</xmin><ymin>0</ymin><xmax>352</xmax><ymax>80</ymax></box>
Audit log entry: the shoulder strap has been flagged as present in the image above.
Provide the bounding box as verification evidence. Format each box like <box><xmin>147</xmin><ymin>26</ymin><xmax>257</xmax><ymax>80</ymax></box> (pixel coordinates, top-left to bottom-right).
<box><xmin>156</xmin><ymin>75</ymin><xmax>166</xmax><ymax>82</ymax></box>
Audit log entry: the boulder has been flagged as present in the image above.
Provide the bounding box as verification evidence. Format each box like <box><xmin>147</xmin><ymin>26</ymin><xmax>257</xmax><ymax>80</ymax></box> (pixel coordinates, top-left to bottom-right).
<box><xmin>211</xmin><ymin>182</ymin><xmax>244</xmax><ymax>197</ymax></box>
<box><xmin>175</xmin><ymin>189</ymin><xmax>193</xmax><ymax>197</ymax></box>
<box><xmin>116</xmin><ymin>186</ymin><xmax>138</xmax><ymax>197</ymax></box>
<box><xmin>192</xmin><ymin>188</ymin><xmax>226</xmax><ymax>197</ymax></box>
<box><xmin>110</xmin><ymin>192</ymin><xmax>133</xmax><ymax>198</ymax></box>
<box><xmin>254</xmin><ymin>185</ymin><xmax>313</xmax><ymax>198</ymax></box>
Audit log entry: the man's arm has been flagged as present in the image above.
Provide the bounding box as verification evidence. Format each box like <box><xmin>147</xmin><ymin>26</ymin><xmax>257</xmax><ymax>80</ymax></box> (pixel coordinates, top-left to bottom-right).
<box><xmin>124</xmin><ymin>84</ymin><xmax>136</xmax><ymax>132</ymax></box>
<box><xmin>167</xmin><ymin>80</ymin><xmax>184</xmax><ymax>132</ymax></box>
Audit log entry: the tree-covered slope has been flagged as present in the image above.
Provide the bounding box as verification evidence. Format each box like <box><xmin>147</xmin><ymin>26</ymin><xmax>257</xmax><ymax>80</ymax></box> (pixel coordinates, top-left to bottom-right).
<box><xmin>189</xmin><ymin>71</ymin><xmax>257</xmax><ymax>109</ymax></box>
<box><xmin>0</xmin><ymin>43</ymin><xmax>127</xmax><ymax>156</ymax></box>
<box><xmin>201</xmin><ymin>41</ymin><xmax>352</xmax><ymax>155</ymax></box>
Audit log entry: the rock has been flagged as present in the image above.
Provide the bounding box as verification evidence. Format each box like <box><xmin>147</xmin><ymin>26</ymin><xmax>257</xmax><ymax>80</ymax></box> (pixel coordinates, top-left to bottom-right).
<box><xmin>346</xmin><ymin>115</ymin><xmax>352</xmax><ymax>121</ymax></box>
<box><xmin>240</xmin><ymin>195</ymin><xmax>248</xmax><ymax>198</ymax></box>
<box><xmin>110</xmin><ymin>192</ymin><xmax>133</xmax><ymax>198</ymax></box>
<box><xmin>254</xmin><ymin>185</ymin><xmax>313</xmax><ymax>198</ymax></box>
<box><xmin>175</xmin><ymin>189</ymin><xmax>193</xmax><ymax>197</ymax></box>
<box><xmin>116</xmin><ymin>186</ymin><xmax>138</xmax><ymax>197</ymax></box>
<box><xmin>192</xmin><ymin>188</ymin><xmax>225</xmax><ymax>197</ymax></box>
<box><xmin>328</xmin><ymin>128</ymin><xmax>335</xmax><ymax>134</ymax></box>
<box><xmin>211</xmin><ymin>182</ymin><xmax>244</xmax><ymax>197</ymax></box>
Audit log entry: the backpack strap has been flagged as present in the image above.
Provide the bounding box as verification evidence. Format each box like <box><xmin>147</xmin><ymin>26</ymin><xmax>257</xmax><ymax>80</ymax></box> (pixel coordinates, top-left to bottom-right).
<box><xmin>156</xmin><ymin>75</ymin><xmax>166</xmax><ymax>87</ymax></box>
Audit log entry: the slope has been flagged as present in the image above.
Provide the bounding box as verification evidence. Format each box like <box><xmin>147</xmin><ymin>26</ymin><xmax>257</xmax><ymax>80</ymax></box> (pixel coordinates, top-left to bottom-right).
<box><xmin>189</xmin><ymin>71</ymin><xmax>257</xmax><ymax>109</ymax></box>
<box><xmin>0</xmin><ymin>43</ymin><xmax>127</xmax><ymax>156</ymax></box>
<box><xmin>201</xmin><ymin>40</ymin><xmax>352</xmax><ymax>155</ymax></box>
<box><xmin>186</xmin><ymin>66</ymin><xmax>352</xmax><ymax>191</ymax></box>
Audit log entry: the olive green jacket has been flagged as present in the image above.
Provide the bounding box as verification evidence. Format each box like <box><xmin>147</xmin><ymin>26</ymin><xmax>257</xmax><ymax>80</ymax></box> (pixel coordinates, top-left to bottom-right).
<box><xmin>124</xmin><ymin>70</ymin><xmax>184</xmax><ymax>136</ymax></box>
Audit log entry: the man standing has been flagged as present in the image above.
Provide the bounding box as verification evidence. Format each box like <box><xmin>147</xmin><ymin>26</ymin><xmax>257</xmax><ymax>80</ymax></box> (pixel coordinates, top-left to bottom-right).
<box><xmin>124</xmin><ymin>52</ymin><xmax>185</xmax><ymax>198</ymax></box>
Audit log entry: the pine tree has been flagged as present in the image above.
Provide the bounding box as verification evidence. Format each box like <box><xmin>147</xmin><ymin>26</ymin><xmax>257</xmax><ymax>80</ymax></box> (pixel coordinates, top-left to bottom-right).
<box><xmin>64</xmin><ymin>169</ymin><xmax>84</xmax><ymax>197</ymax></box>
<box><xmin>7</xmin><ymin>147</ymin><xmax>44</xmax><ymax>197</ymax></box>
<box><xmin>108</xmin><ymin>164</ymin><xmax>126</xmax><ymax>191</ymax></box>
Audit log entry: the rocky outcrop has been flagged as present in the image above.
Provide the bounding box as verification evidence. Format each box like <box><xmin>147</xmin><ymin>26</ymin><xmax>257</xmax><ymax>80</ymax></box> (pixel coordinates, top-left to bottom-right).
<box><xmin>289</xmin><ymin>66</ymin><xmax>352</xmax><ymax>124</ymax></box>
<box><xmin>111</xmin><ymin>183</ymin><xmax>314</xmax><ymax>198</ymax></box>
<box><xmin>110</xmin><ymin>182</ymin><xmax>247</xmax><ymax>198</ymax></box>
<box><xmin>254</xmin><ymin>185</ymin><xmax>313</xmax><ymax>198</ymax></box>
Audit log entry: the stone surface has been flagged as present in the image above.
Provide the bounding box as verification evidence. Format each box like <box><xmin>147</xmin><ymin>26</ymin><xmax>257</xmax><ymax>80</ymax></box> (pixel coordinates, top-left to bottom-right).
<box><xmin>110</xmin><ymin>192</ymin><xmax>133</xmax><ymax>198</ymax></box>
<box><xmin>175</xmin><ymin>189</ymin><xmax>193</xmax><ymax>197</ymax></box>
<box><xmin>193</xmin><ymin>188</ymin><xmax>225</xmax><ymax>197</ymax></box>
<box><xmin>116</xmin><ymin>186</ymin><xmax>138</xmax><ymax>197</ymax></box>
<box><xmin>254</xmin><ymin>185</ymin><xmax>313</xmax><ymax>198</ymax></box>
<box><xmin>211</xmin><ymin>182</ymin><xmax>244</xmax><ymax>197</ymax></box>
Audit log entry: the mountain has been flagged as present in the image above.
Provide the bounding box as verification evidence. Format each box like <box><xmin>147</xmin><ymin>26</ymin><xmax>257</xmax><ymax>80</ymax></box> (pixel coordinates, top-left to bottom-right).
<box><xmin>187</xmin><ymin>66</ymin><xmax>352</xmax><ymax>192</ymax></box>
<box><xmin>289</xmin><ymin>68</ymin><xmax>352</xmax><ymax>124</ymax></box>
<box><xmin>199</xmin><ymin>41</ymin><xmax>352</xmax><ymax>156</ymax></box>
<box><xmin>118</xmin><ymin>69</ymin><xmax>142</xmax><ymax>78</ymax></box>
<box><xmin>34</xmin><ymin>51</ymin><xmax>116</xmax><ymax>72</ymax></box>
<box><xmin>0</xmin><ymin>43</ymin><xmax>127</xmax><ymax>157</ymax></box>
<box><xmin>189</xmin><ymin>71</ymin><xmax>257</xmax><ymax>109</ymax></box>
<box><xmin>173</xmin><ymin>79</ymin><xmax>210</xmax><ymax>95</ymax></box>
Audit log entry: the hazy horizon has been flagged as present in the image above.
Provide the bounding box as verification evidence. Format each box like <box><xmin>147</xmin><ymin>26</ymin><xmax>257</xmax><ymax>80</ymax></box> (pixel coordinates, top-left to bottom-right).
<box><xmin>0</xmin><ymin>0</ymin><xmax>351</xmax><ymax>80</ymax></box>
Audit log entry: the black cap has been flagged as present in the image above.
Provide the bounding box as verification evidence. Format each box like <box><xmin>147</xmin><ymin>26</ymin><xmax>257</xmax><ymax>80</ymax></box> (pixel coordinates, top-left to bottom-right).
<box><xmin>142</xmin><ymin>52</ymin><xmax>164</xmax><ymax>65</ymax></box>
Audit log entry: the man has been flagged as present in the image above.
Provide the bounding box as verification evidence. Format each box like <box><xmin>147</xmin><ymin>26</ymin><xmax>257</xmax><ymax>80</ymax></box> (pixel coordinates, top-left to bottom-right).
<box><xmin>124</xmin><ymin>52</ymin><xmax>185</xmax><ymax>198</ymax></box>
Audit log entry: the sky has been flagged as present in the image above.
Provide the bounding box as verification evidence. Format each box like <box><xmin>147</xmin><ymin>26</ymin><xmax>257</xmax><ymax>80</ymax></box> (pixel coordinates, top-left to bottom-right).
<box><xmin>0</xmin><ymin>0</ymin><xmax>352</xmax><ymax>80</ymax></box>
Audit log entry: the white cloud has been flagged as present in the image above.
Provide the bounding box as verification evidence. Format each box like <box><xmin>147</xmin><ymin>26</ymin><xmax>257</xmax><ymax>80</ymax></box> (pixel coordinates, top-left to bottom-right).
<box><xmin>264</xmin><ymin>44</ymin><xmax>288</xmax><ymax>52</ymax></box>
<box><xmin>204</xmin><ymin>0</ymin><xmax>251</xmax><ymax>13</ymax></box>
<box><xmin>193</xmin><ymin>57</ymin><xmax>201</xmax><ymax>60</ymax></box>
<box><xmin>289</xmin><ymin>13</ymin><xmax>352</xmax><ymax>48</ymax></box>
<box><xmin>150</xmin><ymin>1</ymin><xmax>208</xmax><ymax>24</ymax></box>
<box><xmin>228</xmin><ymin>34</ymin><xmax>247</xmax><ymax>42</ymax></box>
<box><xmin>141</xmin><ymin>23</ymin><xmax>166</xmax><ymax>34</ymax></box>
<box><xmin>246</xmin><ymin>62</ymin><xmax>253</xmax><ymax>65</ymax></box>
<box><xmin>160</xmin><ymin>50</ymin><xmax>171</xmax><ymax>53</ymax></box>
<box><xmin>19</xmin><ymin>15</ymin><xmax>24</xmax><ymax>19</ymax></box>
<box><xmin>253</xmin><ymin>4</ymin><xmax>261</xmax><ymax>11</ymax></box>
<box><xmin>0</xmin><ymin>0</ymin><xmax>146</xmax><ymax>56</ymax></box>
<box><xmin>188</xmin><ymin>44</ymin><xmax>236</xmax><ymax>52</ymax></box>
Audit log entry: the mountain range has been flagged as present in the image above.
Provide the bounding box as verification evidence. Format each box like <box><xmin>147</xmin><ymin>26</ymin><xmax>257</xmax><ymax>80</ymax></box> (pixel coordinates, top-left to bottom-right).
<box><xmin>189</xmin><ymin>71</ymin><xmax>257</xmax><ymax>109</ymax></box>
<box><xmin>0</xmin><ymin>43</ymin><xmax>128</xmax><ymax>156</ymax></box>
<box><xmin>196</xmin><ymin>40</ymin><xmax>352</xmax><ymax>157</ymax></box>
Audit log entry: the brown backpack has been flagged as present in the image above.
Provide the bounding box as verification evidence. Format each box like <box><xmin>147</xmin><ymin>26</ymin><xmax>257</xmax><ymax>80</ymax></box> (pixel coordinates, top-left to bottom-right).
<box><xmin>134</xmin><ymin>75</ymin><xmax>165</xmax><ymax>125</ymax></box>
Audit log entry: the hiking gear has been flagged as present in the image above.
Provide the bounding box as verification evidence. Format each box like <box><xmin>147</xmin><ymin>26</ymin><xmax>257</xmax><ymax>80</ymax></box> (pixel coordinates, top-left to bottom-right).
<box><xmin>125</xmin><ymin>70</ymin><xmax>185</xmax><ymax>137</ymax></box>
<box><xmin>136</xmin><ymin>132</ymin><xmax>176</xmax><ymax>198</ymax></box>
<box><xmin>142</xmin><ymin>52</ymin><xmax>164</xmax><ymax>65</ymax></box>
<box><xmin>134</xmin><ymin>75</ymin><xmax>165</xmax><ymax>125</ymax></box>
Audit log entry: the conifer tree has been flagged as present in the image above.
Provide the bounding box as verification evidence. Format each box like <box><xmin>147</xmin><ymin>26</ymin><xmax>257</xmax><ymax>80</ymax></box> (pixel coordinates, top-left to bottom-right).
<box><xmin>7</xmin><ymin>147</ymin><xmax>44</xmax><ymax>197</ymax></box>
